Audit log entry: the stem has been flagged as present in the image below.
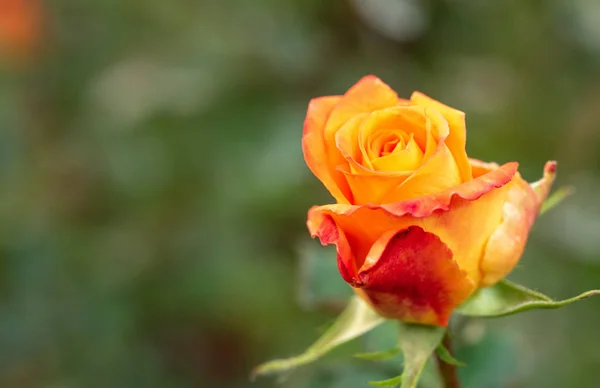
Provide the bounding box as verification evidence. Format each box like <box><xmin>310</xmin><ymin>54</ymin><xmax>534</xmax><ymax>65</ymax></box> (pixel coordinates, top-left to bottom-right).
<box><xmin>435</xmin><ymin>333</ymin><xmax>460</xmax><ymax>388</ymax></box>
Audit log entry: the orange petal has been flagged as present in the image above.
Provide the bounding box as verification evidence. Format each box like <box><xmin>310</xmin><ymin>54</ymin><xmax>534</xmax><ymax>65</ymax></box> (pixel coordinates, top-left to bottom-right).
<box><xmin>322</xmin><ymin>76</ymin><xmax>400</xmax><ymax>198</ymax></box>
<box><xmin>335</xmin><ymin>113</ymin><xmax>371</xmax><ymax>171</ymax></box>
<box><xmin>341</xmin><ymin>108</ymin><xmax>461</xmax><ymax>204</ymax></box>
<box><xmin>381</xmin><ymin>162</ymin><xmax>517</xmax><ymax>218</ymax></box>
<box><xmin>469</xmin><ymin>157</ymin><xmax>500</xmax><ymax>178</ymax></box>
<box><xmin>355</xmin><ymin>226</ymin><xmax>475</xmax><ymax>326</ymax></box>
<box><xmin>307</xmin><ymin>206</ymin><xmax>359</xmax><ymax>285</ymax></box>
<box><xmin>325</xmin><ymin>75</ymin><xmax>400</xmax><ymax>145</ymax></box>
<box><xmin>302</xmin><ymin>96</ymin><xmax>351</xmax><ymax>203</ymax></box>
<box><xmin>479</xmin><ymin>161</ymin><xmax>556</xmax><ymax>286</ymax></box>
<box><xmin>411</xmin><ymin>92</ymin><xmax>472</xmax><ymax>182</ymax></box>
<box><xmin>307</xmin><ymin>163</ymin><xmax>517</xmax><ymax>285</ymax></box>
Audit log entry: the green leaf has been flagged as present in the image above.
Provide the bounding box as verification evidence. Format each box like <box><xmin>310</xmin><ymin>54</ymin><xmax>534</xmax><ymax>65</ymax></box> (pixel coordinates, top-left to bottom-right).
<box><xmin>436</xmin><ymin>343</ymin><xmax>466</xmax><ymax>367</ymax></box>
<box><xmin>354</xmin><ymin>347</ymin><xmax>401</xmax><ymax>361</ymax></box>
<box><xmin>369</xmin><ymin>374</ymin><xmax>403</xmax><ymax>387</ymax></box>
<box><xmin>457</xmin><ymin>279</ymin><xmax>600</xmax><ymax>317</ymax></box>
<box><xmin>540</xmin><ymin>186</ymin><xmax>574</xmax><ymax>215</ymax></box>
<box><xmin>397</xmin><ymin>323</ymin><xmax>446</xmax><ymax>388</ymax></box>
<box><xmin>252</xmin><ymin>296</ymin><xmax>385</xmax><ymax>379</ymax></box>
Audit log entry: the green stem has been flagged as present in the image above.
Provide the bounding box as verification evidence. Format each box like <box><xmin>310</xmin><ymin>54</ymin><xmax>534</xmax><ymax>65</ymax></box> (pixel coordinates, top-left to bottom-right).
<box><xmin>435</xmin><ymin>333</ymin><xmax>460</xmax><ymax>388</ymax></box>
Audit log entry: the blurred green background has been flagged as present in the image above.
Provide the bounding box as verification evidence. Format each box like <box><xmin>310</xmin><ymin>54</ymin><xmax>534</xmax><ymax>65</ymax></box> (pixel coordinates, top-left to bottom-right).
<box><xmin>1</xmin><ymin>1</ymin><xmax>600</xmax><ymax>387</ymax></box>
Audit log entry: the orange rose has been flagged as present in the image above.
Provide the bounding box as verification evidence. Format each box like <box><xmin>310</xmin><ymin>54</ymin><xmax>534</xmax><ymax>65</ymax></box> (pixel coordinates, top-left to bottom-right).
<box><xmin>303</xmin><ymin>76</ymin><xmax>555</xmax><ymax>326</ymax></box>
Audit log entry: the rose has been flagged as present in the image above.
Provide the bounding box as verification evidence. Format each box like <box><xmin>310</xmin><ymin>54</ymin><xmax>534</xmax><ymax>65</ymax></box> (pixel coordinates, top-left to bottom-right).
<box><xmin>303</xmin><ymin>76</ymin><xmax>555</xmax><ymax>326</ymax></box>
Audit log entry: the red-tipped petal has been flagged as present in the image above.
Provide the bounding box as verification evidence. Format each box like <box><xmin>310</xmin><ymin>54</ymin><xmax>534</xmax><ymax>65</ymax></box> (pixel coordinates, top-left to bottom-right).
<box><xmin>307</xmin><ymin>162</ymin><xmax>517</xmax><ymax>284</ymax></box>
<box><xmin>356</xmin><ymin>226</ymin><xmax>475</xmax><ymax>326</ymax></box>
<box><xmin>307</xmin><ymin>206</ymin><xmax>358</xmax><ymax>285</ymax></box>
<box><xmin>379</xmin><ymin>162</ymin><xmax>517</xmax><ymax>218</ymax></box>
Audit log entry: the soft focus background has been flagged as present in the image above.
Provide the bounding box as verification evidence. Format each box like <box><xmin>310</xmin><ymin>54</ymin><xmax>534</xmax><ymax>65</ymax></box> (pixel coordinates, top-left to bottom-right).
<box><xmin>1</xmin><ymin>1</ymin><xmax>600</xmax><ymax>387</ymax></box>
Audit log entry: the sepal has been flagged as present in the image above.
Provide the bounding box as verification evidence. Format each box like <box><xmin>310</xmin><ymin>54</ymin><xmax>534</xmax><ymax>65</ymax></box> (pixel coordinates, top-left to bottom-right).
<box><xmin>252</xmin><ymin>295</ymin><xmax>384</xmax><ymax>380</ymax></box>
<box><xmin>457</xmin><ymin>279</ymin><xmax>600</xmax><ymax>317</ymax></box>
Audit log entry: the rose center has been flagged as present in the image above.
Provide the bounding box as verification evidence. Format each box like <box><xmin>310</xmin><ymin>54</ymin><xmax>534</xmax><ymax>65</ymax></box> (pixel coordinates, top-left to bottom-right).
<box><xmin>364</xmin><ymin>128</ymin><xmax>425</xmax><ymax>172</ymax></box>
<box><xmin>380</xmin><ymin>138</ymin><xmax>403</xmax><ymax>157</ymax></box>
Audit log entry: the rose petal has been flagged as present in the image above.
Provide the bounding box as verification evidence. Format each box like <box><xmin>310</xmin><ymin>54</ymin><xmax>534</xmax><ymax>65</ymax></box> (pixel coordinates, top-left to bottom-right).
<box><xmin>469</xmin><ymin>157</ymin><xmax>500</xmax><ymax>178</ymax></box>
<box><xmin>339</xmin><ymin>108</ymin><xmax>461</xmax><ymax>204</ymax></box>
<box><xmin>302</xmin><ymin>96</ymin><xmax>351</xmax><ymax>203</ymax></box>
<box><xmin>411</xmin><ymin>92</ymin><xmax>472</xmax><ymax>182</ymax></box>
<box><xmin>307</xmin><ymin>206</ymin><xmax>359</xmax><ymax>284</ymax></box>
<box><xmin>355</xmin><ymin>226</ymin><xmax>475</xmax><ymax>326</ymax></box>
<box><xmin>308</xmin><ymin>162</ymin><xmax>517</xmax><ymax>284</ymax></box>
<box><xmin>322</xmin><ymin>76</ymin><xmax>401</xmax><ymax>200</ymax></box>
<box><xmin>371</xmin><ymin>134</ymin><xmax>423</xmax><ymax>171</ymax></box>
<box><xmin>479</xmin><ymin>161</ymin><xmax>556</xmax><ymax>286</ymax></box>
<box><xmin>325</xmin><ymin>75</ymin><xmax>400</xmax><ymax>145</ymax></box>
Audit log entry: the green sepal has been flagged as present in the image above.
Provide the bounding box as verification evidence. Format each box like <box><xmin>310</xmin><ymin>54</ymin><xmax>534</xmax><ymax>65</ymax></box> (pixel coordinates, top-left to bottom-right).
<box><xmin>540</xmin><ymin>185</ymin><xmax>574</xmax><ymax>215</ymax></box>
<box><xmin>457</xmin><ymin>279</ymin><xmax>600</xmax><ymax>317</ymax></box>
<box><xmin>354</xmin><ymin>347</ymin><xmax>401</xmax><ymax>361</ymax></box>
<box><xmin>397</xmin><ymin>323</ymin><xmax>446</xmax><ymax>388</ymax></box>
<box><xmin>436</xmin><ymin>343</ymin><xmax>466</xmax><ymax>367</ymax></box>
<box><xmin>369</xmin><ymin>374</ymin><xmax>403</xmax><ymax>387</ymax></box>
<box><xmin>251</xmin><ymin>295</ymin><xmax>385</xmax><ymax>379</ymax></box>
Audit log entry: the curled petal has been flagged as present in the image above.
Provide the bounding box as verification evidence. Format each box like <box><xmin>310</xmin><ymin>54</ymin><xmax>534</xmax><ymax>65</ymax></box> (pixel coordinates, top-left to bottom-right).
<box><xmin>307</xmin><ymin>206</ymin><xmax>359</xmax><ymax>285</ymax></box>
<box><xmin>309</xmin><ymin>162</ymin><xmax>518</xmax><ymax>286</ymax></box>
<box><xmin>380</xmin><ymin>162</ymin><xmax>517</xmax><ymax>218</ymax></box>
<box><xmin>410</xmin><ymin>92</ymin><xmax>472</xmax><ymax>182</ymax></box>
<box><xmin>356</xmin><ymin>226</ymin><xmax>475</xmax><ymax>326</ymax></box>
<box><xmin>479</xmin><ymin>161</ymin><xmax>556</xmax><ymax>286</ymax></box>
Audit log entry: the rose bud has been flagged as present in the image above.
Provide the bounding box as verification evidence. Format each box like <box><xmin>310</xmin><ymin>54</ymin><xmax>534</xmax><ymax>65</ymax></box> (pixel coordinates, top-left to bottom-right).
<box><xmin>303</xmin><ymin>76</ymin><xmax>555</xmax><ymax>326</ymax></box>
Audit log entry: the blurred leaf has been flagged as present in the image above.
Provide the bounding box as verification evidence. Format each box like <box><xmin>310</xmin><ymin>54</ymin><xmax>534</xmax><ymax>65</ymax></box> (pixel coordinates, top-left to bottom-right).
<box><xmin>540</xmin><ymin>186</ymin><xmax>575</xmax><ymax>215</ymax></box>
<box><xmin>456</xmin><ymin>329</ymin><xmax>518</xmax><ymax>388</ymax></box>
<box><xmin>298</xmin><ymin>242</ymin><xmax>353</xmax><ymax>310</ymax></box>
<box><xmin>252</xmin><ymin>296</ymin><xmax>385</xmax><ymax>379</ymax></box>
<box><xmin>456</xmin><ymin>280</ymin><xmax>600</xmax><ymax>317</ymax></box>
<box><xmin>369</xmin><ymin>374</ymin><xmax>403</xmax><ymax>387</ymax></box>
<box><xmin>436</xmin><ymin>344</ymin><xmax>466</xmax><ymax>367</ymax></box>
<box><xmin>397</xmin><ymin>323</ymin><xmax>446</xmax><ymax>388</ymax></box>
<box><xmin>354</xmin><ymin>347</ymin><xmax>401</xmax><ymax>361</ymax></box>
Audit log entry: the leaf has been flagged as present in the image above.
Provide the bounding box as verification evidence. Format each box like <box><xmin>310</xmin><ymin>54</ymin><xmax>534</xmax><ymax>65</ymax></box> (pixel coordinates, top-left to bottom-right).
<box><xmin>369</xmin><ymin>374</ymin><xmax>403</xmax><ymax>387</ymax></box>
<box><xmin>354</xmin><ymin>347</ymin><xmax>401</xmax><ymax>361</ymax></box>
<box><xmin>540</xmin><ymin>186</ymin><xmax>574</xmax><ymax>215</ymax></box>
<box><xmin>397</xmin><ymin>323</ymin><xmax>446</xmax><ymax>388</ymax></box>
<box><xmin>252</xmin><ymin>296</ymin><xmax>385</xmax><ymax>379</ymax></box>
<box><xmin>436</xmin><ymin>343</ymin><xmax>466</xmax><ymax>367</ymax></box>
<box><xmin>456</xmin><ymin>279</ymin><xmax>600</xmax><ymax>317</ymax></box>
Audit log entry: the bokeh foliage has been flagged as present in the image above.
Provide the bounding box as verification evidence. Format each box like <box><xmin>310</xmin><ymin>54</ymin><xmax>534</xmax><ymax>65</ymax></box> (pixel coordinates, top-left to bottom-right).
<box><xmin>1</xmin><ymin>0</ymin><xmax>600</xmax><ymax>387</ymax></box>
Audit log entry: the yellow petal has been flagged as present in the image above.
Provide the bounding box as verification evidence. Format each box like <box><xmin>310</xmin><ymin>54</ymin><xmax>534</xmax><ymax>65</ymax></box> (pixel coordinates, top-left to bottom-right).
<box><xmin>379</xmin><ymin>109</ymin><xmax>459</xmax><ymax>203</ymax></box>
<box><xmin>323</xmin><ymin>76</ymin><xmax>400</xmax><ymax>198</ymax></box>
<box><xmin>411</xmin><ymin>92</ymin><xmax>472</xmax><ymax>182</ymax></box>
<box><xmin>371</xmin><ymin>134</ymin><xmax>424</xmax><ymax>171</ymax></box>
